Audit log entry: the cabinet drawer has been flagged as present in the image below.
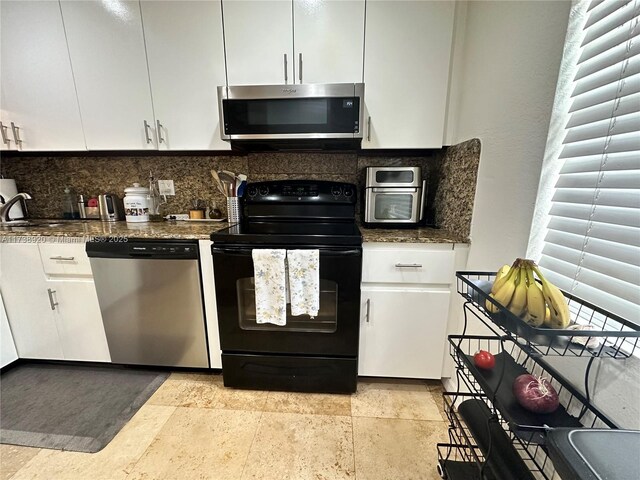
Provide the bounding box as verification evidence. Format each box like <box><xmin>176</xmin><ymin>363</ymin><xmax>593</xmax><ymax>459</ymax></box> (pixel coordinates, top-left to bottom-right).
<box><xmin>39</xmin><ymin>244</ymin><xmax>92</xmax><ymax>276</ymax></box>
<box><xmin>362</xmin><ymin>246</ymin><xmax>455</xmax><ymax>284</ymax></box>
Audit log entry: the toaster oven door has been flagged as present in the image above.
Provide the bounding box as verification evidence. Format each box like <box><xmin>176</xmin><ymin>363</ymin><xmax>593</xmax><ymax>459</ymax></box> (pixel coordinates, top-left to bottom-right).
<box><xmin>365</xmin><ymin>188</ymin><xmax>421</xmax><ymax>223</ymax></box>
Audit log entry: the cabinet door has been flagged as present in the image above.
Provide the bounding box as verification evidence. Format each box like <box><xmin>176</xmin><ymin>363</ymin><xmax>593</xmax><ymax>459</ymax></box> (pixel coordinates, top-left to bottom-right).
<box><xmin>359</xmin><ymin>287</ymin><xmax>450</xmax><ymax>379</ymax></box>
<box><xmin>0</xmin><ymin>244</ymin><xmax>63</xmax><ymax>360</ymax></box>
<box><xmin>50</xmin><ymin>281</ymin><xmax>111</xmax><ymax>363</ymax></box>
<box><xmin>362</xmin><ymin>1</ymin><xmax>454</xmax><ymax>148</ymax></box>
<box><xmin>0</xmin><ymin>292</ymin><xmax>19</xmax><ymax>367</ymax></box>
<box><xmin>0</xmin><ymin>1</ymin><xmax>85</xmax><ymax>151</ymax></box>
<box><xmin>140</xmin><ymin>1</ymin><xmax>229</xmax><ymax>150</ymax></box>
<box><xmin>60</xmin><ymin>0</ymin><xmax>156</xmax><ymax>150</ymax></box>
<box><xmin>293</xmin><ymin>0</ymin><xmax>364</xmax><ymax>84</ymax></box>
<box><xmin>223</xmin><ymin>0</ymin><xmax>293</xmax><ymax>85</ymax></box>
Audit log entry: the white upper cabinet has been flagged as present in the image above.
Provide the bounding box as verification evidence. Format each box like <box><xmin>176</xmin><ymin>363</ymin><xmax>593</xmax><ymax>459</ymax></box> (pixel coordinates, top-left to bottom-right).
<box><xmin>293</xmin><ymin>0</ymin><xmax>365</xmax><ymax>84</ymax></box>
<box><xmin>140</xmin><ymin>0</ymin><xmax>229</xmax><ymax>150</ymax></box>
<box><xmin>0</xmin><ymin>1</ymin><xmax>85</xmax><ymax>151</ymax></box>
<box><xmin>362</xmin><ymin>0</ymin><xmax>455</xmax><ymax>148</ymax></box>
<box><xmin>60</xmin><ymin>0</ymin><xmax>156</xmax><ymax>150</ymax></box>
<box><xmin>222</xmin><ymin>0</ymin><xmax>294</xmax><ymax>85</ymax></box>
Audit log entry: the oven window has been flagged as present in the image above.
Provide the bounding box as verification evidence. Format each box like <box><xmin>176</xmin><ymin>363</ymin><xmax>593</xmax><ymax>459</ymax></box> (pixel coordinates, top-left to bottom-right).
<box><xmin>236</xmin><ymin>278</ymin><xmax>338</xmax><ymax>333</ymax></box>
<box><xmin>374</xmin><ymin>194</ymin><xmax>414</xmax><ymax>220</ymax></box>
<box><xmin>375</xmin><ymin>170</ymin><xmax>414</xmax><ymax>184</ymax></box>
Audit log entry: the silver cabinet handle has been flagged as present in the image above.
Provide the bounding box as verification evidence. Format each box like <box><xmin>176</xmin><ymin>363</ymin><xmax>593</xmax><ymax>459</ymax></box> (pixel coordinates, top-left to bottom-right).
<box><xmin>156</xmin><ymin>120</ymin><xmax>164</xmax><ymax>143</ymax></box>
<box><xmin>50</xmin><ymin>256</ymin><xmax>75</xmax><ymax>261</ymax></box>
<box><xmin>367</xmin><ymin>116</ymin><xmax>371</xmax><ymax>142</ymax></box>
<box><xmin>284</xmin><ymin>53</ymin><xmax>288</xmax><ymax>84</ymax></box>
<box><xmin>299</xmin><ymin>53</ymin><xmax>303</xmax><ymax>83</ymax></box>
<box><xmin>0</xmin><ymin>122</ymin><xmax>10</xmax><ymax>146</ymax></box>
<box><xmin>10</xmin><ymin>122</ymin><xmax>22</xmax><ymax>148</ymax></box>
<box><xmin>47</xmin><ymin>288</ymin><xmax>58</xmax><ymax>310</ymax></box>
<box><xmin>365</xmin><ymin>298</ymin><xmax>370</xmax><ymax>323</ymax></box>
<box><xmin>395</xmin><ymin>263</ymin><xmax>423</xmax><ymax>268</ymax></box>
<box><xmin>143</xmin><ymin>120</ymin><xmax>153</xmax><ymax>144</ymax></box>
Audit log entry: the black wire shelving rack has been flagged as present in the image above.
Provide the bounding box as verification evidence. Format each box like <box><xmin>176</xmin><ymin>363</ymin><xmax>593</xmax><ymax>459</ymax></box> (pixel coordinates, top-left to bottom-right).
<box><xmin>436</xmin><ymin>270</ymin><xmax>639</xmax><ymax>479</ymax></box>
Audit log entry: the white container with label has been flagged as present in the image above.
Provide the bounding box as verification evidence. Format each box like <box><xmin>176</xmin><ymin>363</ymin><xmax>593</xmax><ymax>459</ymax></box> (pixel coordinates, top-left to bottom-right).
<box><xmin>123</xmin><ymin>183</ymin><xmax>150</xmax><ymax>223</ymax></box>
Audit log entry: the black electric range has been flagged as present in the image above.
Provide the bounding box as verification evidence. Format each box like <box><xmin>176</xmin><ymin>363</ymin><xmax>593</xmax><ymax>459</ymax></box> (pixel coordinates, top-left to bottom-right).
<box><xmin>210</xmin><ymin>180</ymin><xmax>362</xmax><ymax>393</ymax></box>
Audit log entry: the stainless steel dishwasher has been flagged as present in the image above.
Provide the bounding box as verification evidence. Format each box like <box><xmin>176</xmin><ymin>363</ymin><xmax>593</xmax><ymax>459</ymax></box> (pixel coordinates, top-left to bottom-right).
<box><xmin>86</xmin><ymin>240</ymin><xmax>209</xmax><ymax>368</ymax></box>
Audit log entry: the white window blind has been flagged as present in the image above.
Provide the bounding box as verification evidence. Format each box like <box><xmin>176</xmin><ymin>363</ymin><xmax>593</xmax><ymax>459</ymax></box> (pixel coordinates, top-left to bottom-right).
<box><xmin>539</xmin><ymin>0</ymin><xmax>640</xmax><ymax>323</ymax></box>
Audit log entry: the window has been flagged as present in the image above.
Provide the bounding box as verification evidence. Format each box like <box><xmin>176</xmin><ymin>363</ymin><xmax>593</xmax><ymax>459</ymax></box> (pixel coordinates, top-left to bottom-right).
<box><xmin>529</xmin><ymin>0</ymin><xmax>640</xmax><ymax>322</ymax></box>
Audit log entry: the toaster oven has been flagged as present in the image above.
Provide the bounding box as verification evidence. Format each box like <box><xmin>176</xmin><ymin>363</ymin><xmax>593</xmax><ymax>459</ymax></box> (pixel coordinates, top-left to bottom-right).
<box><xmin>363</xmin><ymin>166</ymin><xmax>426</xmax><ymax>226</ymax></box>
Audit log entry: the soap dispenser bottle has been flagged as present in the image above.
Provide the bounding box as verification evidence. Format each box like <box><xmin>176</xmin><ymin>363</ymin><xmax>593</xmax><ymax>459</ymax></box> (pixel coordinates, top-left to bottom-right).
<box><xmin>62</xmin><ymin>187</ymin><xmax>79</xmax><ymax>219</ymax></box>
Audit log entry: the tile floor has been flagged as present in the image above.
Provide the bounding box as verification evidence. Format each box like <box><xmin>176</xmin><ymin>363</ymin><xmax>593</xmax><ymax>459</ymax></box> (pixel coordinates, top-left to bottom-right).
<box><xmin>1</xmin><ymin>373</ymin><xmax>449</xmax><ymax>480</ymax></box>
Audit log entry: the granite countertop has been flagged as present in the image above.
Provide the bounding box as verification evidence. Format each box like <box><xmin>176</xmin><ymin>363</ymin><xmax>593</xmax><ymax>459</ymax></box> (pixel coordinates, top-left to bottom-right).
<box><xmin>0</xmin><ymin>219</ymin><xmax>469</xmax><ymax>244</ymax></box>
<box><xmin>0</xmin><ymin>219</ymin><xmax>228</xmax><ymax>241</ymax></box>
<box><xmin>359</xmin><ymin>225</ymin><xmax>468</xmax><ymax>244</ymax></box>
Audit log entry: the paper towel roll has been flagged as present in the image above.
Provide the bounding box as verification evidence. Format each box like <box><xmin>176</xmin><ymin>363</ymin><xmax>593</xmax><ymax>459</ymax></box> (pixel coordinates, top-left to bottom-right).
<box><xmin>0</xmin><ymin>179</ymin><xmax>25</xmax><ymax>219</ymax></box>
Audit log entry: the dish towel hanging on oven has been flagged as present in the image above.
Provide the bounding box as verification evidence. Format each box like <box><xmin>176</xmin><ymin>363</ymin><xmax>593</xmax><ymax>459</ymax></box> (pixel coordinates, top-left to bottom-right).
<box><xmin>287</xmin><ymin>249</ymin><xmax>320</xmax><ymax>318</ymax></box>
<box><xmin>252</xmin><ymin>249</ymin><xmax>287</xmax><ymax>326</ymax></box>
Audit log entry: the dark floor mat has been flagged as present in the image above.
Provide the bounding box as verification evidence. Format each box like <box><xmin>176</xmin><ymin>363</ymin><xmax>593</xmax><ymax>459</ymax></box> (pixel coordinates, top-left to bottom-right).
<box><xmin>0</xmin><ymin>363</ymin><xmax>168</xmax><ymax>453</ymax></box>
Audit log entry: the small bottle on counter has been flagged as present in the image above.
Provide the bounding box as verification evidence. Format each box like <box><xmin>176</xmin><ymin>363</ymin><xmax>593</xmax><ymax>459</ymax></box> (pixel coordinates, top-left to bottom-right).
<box><xmin>62</xmin><ymin>187</ymin><xmax>80</xmax><ymax>219</ymax></box>
<box><xmin>77</xmin><ymin>194</ymin><xmax>87</xmax><ymax>219</ymax></box>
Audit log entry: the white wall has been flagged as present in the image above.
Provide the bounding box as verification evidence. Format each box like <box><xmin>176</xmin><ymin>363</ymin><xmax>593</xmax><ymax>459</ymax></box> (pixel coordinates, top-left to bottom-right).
<box><xmin>448</xmin><ymin>0</ymin><xmax>572</xmax><ymax>271</ymax></box>
<box><xmin>442</xmin><ymin>1</ymin><xmax>572</xmax><ymax>377</ymax></box>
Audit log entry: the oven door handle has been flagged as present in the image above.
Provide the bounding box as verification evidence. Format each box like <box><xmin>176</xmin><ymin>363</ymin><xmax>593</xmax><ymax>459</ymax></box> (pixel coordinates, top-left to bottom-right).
<box><xmin>212</xmin><ymin>247</ymin><xmax>361</xmax><ymax>256</ymax></box>
<box><xmin>371</xmin><ymin>187</ymin><xmax>419</xmax><ymax>193</ymax></box>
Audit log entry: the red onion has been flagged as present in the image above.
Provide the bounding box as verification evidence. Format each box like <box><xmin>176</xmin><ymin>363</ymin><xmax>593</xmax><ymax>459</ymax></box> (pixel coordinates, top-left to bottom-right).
<box><xmin>512</xmin><ymin>374</ymin><xmax>559</xmax><ymax>414</ymax></box>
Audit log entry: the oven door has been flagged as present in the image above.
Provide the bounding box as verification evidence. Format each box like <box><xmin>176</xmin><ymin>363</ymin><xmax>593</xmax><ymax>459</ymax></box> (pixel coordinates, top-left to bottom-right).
<box><xmin>212</xmin><ymin>245</ymin><xmax>362</xmax><ymax>356</ymax></box>
<box><xmin>365</xmin><ymin>188</ymin><xmax>422</xmax><ymax>223</ymax></box>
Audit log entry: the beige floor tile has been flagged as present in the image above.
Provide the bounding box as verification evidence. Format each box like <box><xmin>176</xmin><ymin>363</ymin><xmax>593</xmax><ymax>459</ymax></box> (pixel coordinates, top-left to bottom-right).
<box><xmin>352</xmin><ymin>417</ymin><xmax>448</xmax><ymax>480</ymax></box>
<box><xmin>351</xmin><ymin>379</ymin><xmax>444</xmax><ymax>421</ymax></box>
<box><xmin>146</xmin><ymin>373</ymin><xmax>222</xmax><ymax>408</ymax></box>
<box><xmin>0</xmin><ymin>444</ymin><xmax>40</xmax><ymax>480</ymax></box>
<box><xmin>263</xmin><ymin>391</ymin><xmax>352</xmax><ymax>416</ymax></box>
<box><xmin>126</xmin><ymin>407</ymin><xmax>261</xmax><ymax>480</ymax></box>
<box><xmin>11</xmin><ymin>404</ymin><xmax>175</xmax><ymax>480</ymax></box>
<box><xmin>212</xmin><ymin>387</ymin><xmax>269</xmax><ymax>411</ymax></box>
<box><xmin>424</xmin><ymin>380</ymin><xmax>446</xmax><ymax>416</ymax></box>
<box><xmin>241</xmin><ymin>412</ymin><xmax>354</xmax><ymax>480</ymax></box>
<box><xmin>167</xmin><ymin>372</ymin><xmax>219</xmax><ymax>382</ymax></box>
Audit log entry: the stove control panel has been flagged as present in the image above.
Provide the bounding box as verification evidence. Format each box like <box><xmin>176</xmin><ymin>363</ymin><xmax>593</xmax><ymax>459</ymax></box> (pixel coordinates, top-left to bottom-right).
<box><xmin>245</xmin><ymin>180</ymin><xmax>357</xmax><ymax>205</ymax></box>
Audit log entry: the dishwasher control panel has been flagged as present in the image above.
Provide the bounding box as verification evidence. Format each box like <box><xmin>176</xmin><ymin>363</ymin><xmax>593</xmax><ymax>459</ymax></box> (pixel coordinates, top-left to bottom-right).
<box><xmin>86</xmin><ymin>241</ymin><xmax>199</xmax><ymax>260</ymax></box>
<box><xmin>129</xmin><ymin>244</ymin><xmax>196</xmax><ymax>256</ymax></box>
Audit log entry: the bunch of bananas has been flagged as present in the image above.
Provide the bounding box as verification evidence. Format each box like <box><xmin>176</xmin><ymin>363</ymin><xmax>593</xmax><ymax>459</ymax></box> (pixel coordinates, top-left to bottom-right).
<box><xmin>485</xmin><ymin>259</ymin><xmax>570</xmax><ymax>329</ymax></box>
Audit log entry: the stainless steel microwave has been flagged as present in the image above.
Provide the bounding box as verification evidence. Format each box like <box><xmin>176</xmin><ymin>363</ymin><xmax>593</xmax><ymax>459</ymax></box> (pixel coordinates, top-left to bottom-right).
<box><xmin>217</xmin><ymin>83</ymin><xmax>364</xmax><ymax>145</ymax></box>
<box><xmin>364</xmin><ymin>167</ymin><xmax>426</xmax><ymax>226</ymax></box>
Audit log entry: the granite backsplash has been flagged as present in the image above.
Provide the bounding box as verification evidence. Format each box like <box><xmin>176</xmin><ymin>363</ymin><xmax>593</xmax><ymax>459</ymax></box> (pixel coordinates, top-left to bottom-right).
<box><xmin>0</xmin><ymin>139</ymin><xmax>480</xmax><ymax>240</ymax></box>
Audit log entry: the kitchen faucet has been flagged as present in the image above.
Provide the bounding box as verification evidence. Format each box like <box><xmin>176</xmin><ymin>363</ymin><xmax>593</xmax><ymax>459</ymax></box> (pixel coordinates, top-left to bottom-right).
<box><xmin>0</xmin><ymin>192</ymin><xmax>31</xmax><ymax>223</ymax></box>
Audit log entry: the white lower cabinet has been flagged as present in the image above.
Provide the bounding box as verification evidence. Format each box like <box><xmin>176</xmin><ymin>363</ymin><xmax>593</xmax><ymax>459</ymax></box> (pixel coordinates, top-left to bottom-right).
<box><xmin>359</xmin><ymin>287</ymin><xmax>450</xmax><ymax>379</ymax></box>
<box><xmin>358</xmin><ymin>243</ymin><xmax>458</xmax><ymax>379</ymax></box>
<box><xmin>1</xmin><ymin>292</ymin><xmax>19</xmax><ymax>367</ymax></box>
<box><xmin>48</xmin><ymin>280</ymin><xmax>110</xmax><ymax>363</ymax></box>
<box><xmin>0</xmin><ymin>242</ymin><xmax>110</xmax><ymax>362</ymax></box>
<box><xmin>0</xmin><ymin>244</ymin><xmax>64</xmax><ymax>360</ymax></box>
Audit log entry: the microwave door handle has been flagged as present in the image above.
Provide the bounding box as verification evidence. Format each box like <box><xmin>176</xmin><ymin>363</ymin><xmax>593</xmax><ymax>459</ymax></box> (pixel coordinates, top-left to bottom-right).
<box><xmin>419</xmin><ymin>179</ymin><xmax>426</xmax><ymax>221</ymax></box>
